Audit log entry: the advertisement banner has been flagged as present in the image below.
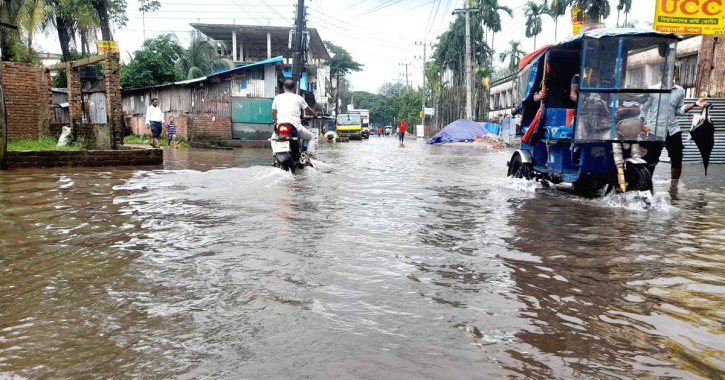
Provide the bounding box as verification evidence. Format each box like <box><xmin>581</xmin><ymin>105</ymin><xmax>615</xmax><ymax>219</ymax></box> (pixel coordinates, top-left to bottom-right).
<box><xmin>96</xmin><ymin>40</ymin><xmax>119</xmax><ymax>54</ymax></box>
<box><xmin>654</xmin><ymin>0</ymin><xmax>725</xmax><ymax>35</ymax></box>
<box><xmin>572</xmin><ymin>7</ymin><xmax>586</xmax><ymax>35</ymax></box>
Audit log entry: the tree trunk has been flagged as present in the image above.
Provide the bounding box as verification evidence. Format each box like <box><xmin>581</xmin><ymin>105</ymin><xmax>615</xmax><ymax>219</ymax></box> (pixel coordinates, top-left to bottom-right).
<box><xmin>534</xmin><ymin>35</ymin><xmax>537</xmax><ymax>50</ymax></box>
<box><xmin>554</xmin><ymin>17</ymin><xmax>558</xmax><ymax>42</ymax></box>
<box><xmin>0</xmin><ymin>33</ymin><xmax>12</xmax><ymax>61</ymax></box>
<box><xmin>93</xmin><ymin>0</ymin><xmax>113</xmax><ymax>41</ymax></box>
<box><xmin>624</xmin><ymin>12</ymin><xmax>628</xmax><ymax>27</ymax></box>
<box><xmin>56</xmin><ymin>15</ymin><xmax>75</xmax><ymax>61</ymax></box>
<box><xmin>617</xmin><ymin>10</ymin><xmax>621</xmax><ymax>28</ymax></box>
<box><xmin>491</xmin><ymin>32</ymin><xmax>495</xmax><ymax>54</ymax></box>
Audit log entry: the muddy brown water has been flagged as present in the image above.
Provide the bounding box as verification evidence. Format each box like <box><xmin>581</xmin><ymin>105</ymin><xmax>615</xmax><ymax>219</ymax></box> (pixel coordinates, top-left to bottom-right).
<box><xmin>1</xmin><ymin>139</ymin><xmax>724</xmax><ymax>379</ymax></box>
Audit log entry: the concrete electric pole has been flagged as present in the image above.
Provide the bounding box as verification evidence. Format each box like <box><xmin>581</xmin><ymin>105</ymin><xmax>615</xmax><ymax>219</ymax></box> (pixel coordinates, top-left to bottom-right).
<box><xmin>453</xmin><ymin>2</ymin><xmax>480</xmax><ymax>120</ymax></box>
<box><xmin>292</xmin><ymin>0</ymin><xmax>306</xmax><ymax>94</ymax></box>
<box><xmin>416</xmin><ymin>41</ymin><xmax>432</xmax><ymax>135</ymax></box>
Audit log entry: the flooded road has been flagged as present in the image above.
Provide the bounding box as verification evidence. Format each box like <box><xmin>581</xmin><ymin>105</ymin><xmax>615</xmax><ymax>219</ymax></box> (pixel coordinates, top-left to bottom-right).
<box><xmin>1</xmin><ymin>138</ymin><xmax>724</xmax><ymax>379</ymax></box>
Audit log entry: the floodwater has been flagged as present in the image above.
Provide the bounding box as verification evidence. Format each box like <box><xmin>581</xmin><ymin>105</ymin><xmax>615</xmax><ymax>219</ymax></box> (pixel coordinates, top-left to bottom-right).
<box><xmin>1</xmin><ymin>138</ymin><xmax>724</xmax><ymax>379</ymax></box>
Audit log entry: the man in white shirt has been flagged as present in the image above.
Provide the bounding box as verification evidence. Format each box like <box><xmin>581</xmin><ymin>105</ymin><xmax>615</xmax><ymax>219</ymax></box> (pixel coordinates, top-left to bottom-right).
<box><xmin>272</xmin><ymin>79</ymin><xmax>317</xmax><ymax>142</ymax></box>
<box><xmin>145</xmin><ymin>98</ymin><xmax>164</xmax><ymax>148</ymax></box>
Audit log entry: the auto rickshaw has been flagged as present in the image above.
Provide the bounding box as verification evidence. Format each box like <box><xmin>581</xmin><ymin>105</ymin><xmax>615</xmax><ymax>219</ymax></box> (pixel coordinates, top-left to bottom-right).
<box><xmin>507</xmin><ymin>29</ymin><xmax>681</xmax><ymax>194</ymax></box>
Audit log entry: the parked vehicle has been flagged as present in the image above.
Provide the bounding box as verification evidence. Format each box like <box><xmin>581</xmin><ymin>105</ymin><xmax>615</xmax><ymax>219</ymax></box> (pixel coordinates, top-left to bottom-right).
<box><xmin>337</xmin><ymin>113</ymin><xmax>363</xmax><ymax>140</ymax></box>
<box><xmin>507</xmin><ymin>29</ymin><xmax>681</xmax><ymax>195</ymax></box>
<box><xmin>384</xmin><ymin>126</ymin><xmax>392</xmax><ymax>136</ymax></box>
<box><xmin>362</xmin><ymin>126</ymin><xmax>371</xmax><ymax>139</ymax></box>
<box><xmin>271</xmin><ymin>117</ymin><xmax>314</xmax><ymax>173</ymax></box>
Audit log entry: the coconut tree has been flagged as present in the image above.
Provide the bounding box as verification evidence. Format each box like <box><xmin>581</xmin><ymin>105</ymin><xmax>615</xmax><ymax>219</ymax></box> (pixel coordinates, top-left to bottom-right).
<box><xmin>525</xmin><ymin>0</ymin><xmax>546</xmax><ymax>50</ymax></box>
<box><xmin>617</xmin><ymin>0</ymin><xmax>632</xmax><ymax>28</ymax></box>
<box><xmin>475</xmin><ymin>0</ymin><xmax>513</xmax><ymax>52</ymax></box>
<box><xmin>499</xmin><ymin>40</ymin><xmax>526</xmax><ymax>73</ymax></box>
<box><xmin>573</xmin><ymin>0</ymin><xmax>610</xmax><ymax>23</ymax></box>
<box><xmin>547</xmin><ymin>0</ymin><xmax>570</xmax><ymax>41</ymax></box>
<box><xmin>177</xmin><ymin>30</ymin><xmax>235</xmax><ymax>80</ymax></box>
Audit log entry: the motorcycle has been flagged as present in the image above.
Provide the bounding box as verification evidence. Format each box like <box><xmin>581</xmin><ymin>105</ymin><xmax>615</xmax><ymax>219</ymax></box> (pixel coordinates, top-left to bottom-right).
<box><xmin>270</xmin><ymin>117</ymin><xmax>314</xmax><ymax>173</ymax></box>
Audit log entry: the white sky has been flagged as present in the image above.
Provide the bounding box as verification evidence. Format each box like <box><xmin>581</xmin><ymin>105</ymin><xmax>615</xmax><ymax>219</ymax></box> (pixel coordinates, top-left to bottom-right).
<box><xmin>35</xmin><ymin>0</ymin><xmax>658</xmax><ymax>93</ymax></box>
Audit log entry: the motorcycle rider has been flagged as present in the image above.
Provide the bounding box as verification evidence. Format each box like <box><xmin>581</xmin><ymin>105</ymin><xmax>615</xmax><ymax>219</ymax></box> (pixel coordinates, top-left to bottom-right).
<box><xmin>272</xmin><ymin>79</ymin><xmax>317</xmax><ymax>165</ymax></box>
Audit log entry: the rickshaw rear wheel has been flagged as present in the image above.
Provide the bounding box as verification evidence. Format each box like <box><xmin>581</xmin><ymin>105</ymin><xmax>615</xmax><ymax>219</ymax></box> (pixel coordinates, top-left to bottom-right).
<box><xmin>605</xmin><ymin>162</ymin><xmax>654</xmax><ymax>194</ymax></box>
<box><xmin>625</xmin><ymin>162</ymin><xmax>653</xmax><ymax>193</ymax></box>
<box><xmin>508</xmin><ymin>153</ymin><xmax>533</xmax><ymax>180</ymax></box>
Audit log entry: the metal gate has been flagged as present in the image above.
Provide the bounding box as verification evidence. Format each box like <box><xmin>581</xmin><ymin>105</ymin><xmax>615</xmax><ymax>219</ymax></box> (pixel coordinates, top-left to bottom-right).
<box><xmin>665</xmin><ymin>98</ymin><xmax>725</xmax><ymax>164</ymax></box>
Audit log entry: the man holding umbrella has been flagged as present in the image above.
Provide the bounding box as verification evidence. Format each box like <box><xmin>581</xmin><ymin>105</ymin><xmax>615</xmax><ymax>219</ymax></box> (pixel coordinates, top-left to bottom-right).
<box><xmin>639</xmin><ymin>86</ymin><xmax>710</xmax><ymax>188</ymax></box>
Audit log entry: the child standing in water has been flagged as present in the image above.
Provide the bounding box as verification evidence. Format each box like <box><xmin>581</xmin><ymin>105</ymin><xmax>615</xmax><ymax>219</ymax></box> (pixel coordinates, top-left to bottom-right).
<box><xmin>166</xmin><ymin>116</ymin><xmax>178</xmax><ymax>148</ymax></box>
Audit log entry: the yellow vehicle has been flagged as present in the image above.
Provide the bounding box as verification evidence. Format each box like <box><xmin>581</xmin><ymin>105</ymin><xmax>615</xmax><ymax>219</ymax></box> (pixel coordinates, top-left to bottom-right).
<box><xmin>336</xmin><ymin>113</ymin><xmax>363</xmax><ymax>140</ymax></box>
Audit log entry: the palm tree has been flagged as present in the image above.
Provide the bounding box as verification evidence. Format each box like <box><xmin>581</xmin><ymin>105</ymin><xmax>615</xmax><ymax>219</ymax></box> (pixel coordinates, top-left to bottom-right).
<box><xmin>617</xmin><ymin>0</ymin><xmax>632</xmax><ymax>28</ymax></box>
<box><xmin>17</xmin><ymin>0</ymin><xmax>49</xmax><ymax>53</ymax></box>
<box><xmin>573</xmin><ymin>0</ymin><xmax>611</xmax><ymax>23</ymax></box>
<box><xmin>177</xmin><ymin>31</ymin><xmax>235</xmax><ymax>80</ymax></box>
<box><xmin>499</xmin><ymin>40</ymin><xmax>526</xmax><ymax>73</ymax></box>
<box><xmin>547</xmin><ymin>0</ymin><xmax>570</xmax><ymax>41</ymax></box>
<box><xmin>525</xmin><ymin>1</ymin><xmax>546</xmax><ymax>50</ymax></box>
<box><xmin>475</xmin><ymin>0</ymin><xmax>513</xmax><ymax>52</ymax></box>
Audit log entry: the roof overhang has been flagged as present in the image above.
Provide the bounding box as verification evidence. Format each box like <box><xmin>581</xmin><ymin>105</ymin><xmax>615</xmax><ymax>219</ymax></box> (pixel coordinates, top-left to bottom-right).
<box><xmin>190</xmin><ymin>23</ymin><xmax>331</xmax><ymax>60</ymax></box>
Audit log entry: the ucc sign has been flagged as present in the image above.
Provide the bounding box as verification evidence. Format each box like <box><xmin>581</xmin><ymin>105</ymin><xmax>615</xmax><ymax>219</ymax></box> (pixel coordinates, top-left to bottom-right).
<box><xmin>654</xmin><ymin>0</ymin><xmax>725</xmax><ymax>34</ymax></box>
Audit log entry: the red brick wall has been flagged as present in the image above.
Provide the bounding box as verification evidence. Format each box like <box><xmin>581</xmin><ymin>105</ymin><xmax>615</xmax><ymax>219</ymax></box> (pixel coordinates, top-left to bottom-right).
<box><xmin>189</xmin><ymin>116</ymin><xmax>231</xmax><ymax>140</ymax></box>
<box><xmin>128</xmin><ymin>115</ymin><xmax>189</xmax><ymax>140</ymax></box>
<box><xmin>127</xmin><ymin>114</ymin><xmax>229</xmax><ymax>141</ymax></box>
<box><xmin>2</xmin><ymin>62</ymin><xmax>50</xmax><ymax>140</ymax></box>
<box><xmin>6</xmin><ymin>148</ymin><xmax>163</xmax><ymax>169</ymax></box>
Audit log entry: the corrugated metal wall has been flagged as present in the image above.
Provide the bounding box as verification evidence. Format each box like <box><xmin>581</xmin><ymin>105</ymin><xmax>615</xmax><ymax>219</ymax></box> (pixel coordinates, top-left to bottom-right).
<box><xmin>122</xmin><ymin>86</ymin><xmax>193</xmax><ymax>117</ymax></box>
<box><xmin>668</xmin><ymin>98</ymin><xmax>725</xmax><ymax>164</ymax></box>
<box><xmin>123</xmin><ymin>66</ymin><xmax>276</xmax><ymax>119</ymax></box>
<box><xmin>52</xmin><ymin>90</ymin><xmax>106</xmax><ymax>123</ymax></box>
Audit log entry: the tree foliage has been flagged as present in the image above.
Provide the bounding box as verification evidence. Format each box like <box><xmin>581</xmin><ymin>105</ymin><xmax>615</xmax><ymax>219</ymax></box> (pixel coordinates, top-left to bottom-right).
<box><xmin>120</xmin><ymin>34</ymin><xmax>185</xmax><ymax>88</ymax></box>
<box><xmin>525</xmin><ymin>0</ymin><xmax>547</xmax><ymax>49</ymax></box>
<box><xmin>433</xmin><ymin>14</ymin><xmax>491</xmax><ymax>85</ymax></box>
<box><xmin>499</xmin><ymin>40</ymin><xmax>525</xmax><ymax>73</ymax></box>
<box><xmin>177</xmin><ymin>30</ymin><xmax>234</xmax><ymax>80</ymax></box>
<box><xmin>574</xmin><ymin>0</ymin><xmax>611</xmax><ymax>21</ymax></box>
<box><xmin>324</xmin><ymin>40</ymin><xmax>363</xmax><ymax>77</ymax></box>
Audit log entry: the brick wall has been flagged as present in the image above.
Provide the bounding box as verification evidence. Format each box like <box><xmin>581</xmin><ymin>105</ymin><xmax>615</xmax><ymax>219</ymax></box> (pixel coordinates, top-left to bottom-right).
<box><xmin>127</xmin><ymin>115</ymin><xmax>189</xmax><ymax>140</ymax></box>
<box><xmin>6</xmin><ymin>148</ymin><xmax>163</xmax><ymax>169</ymax></box>
<box><xmin>126</xmin><ymin>115</ymin><xmax>229</xmax><ymax>141</ymax></box>
<box><xmin>188</xmin><ymin>116</ymin><xmax>231</xmax><ymax>141</ymax></box>
<box><xmin>2</xmin><ymin>62</ymin><xmax>52</xmax><ymax>140</ymax></box>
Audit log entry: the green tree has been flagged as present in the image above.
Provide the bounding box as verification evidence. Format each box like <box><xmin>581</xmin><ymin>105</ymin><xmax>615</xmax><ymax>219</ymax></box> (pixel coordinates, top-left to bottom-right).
<box><xmin>547</xmin><ymin>0</ymin><xmax>570</xmax><ymax>42</ymax></box>
<box><xmin>475</xmin><ymin>0</ymin><xmax>512</xmax><ymax>52</ymax></box>
<box><xmin>616</xmin><ymin>0</ymin><xmax>632</xmax><ymax>27</ymax></box>
<box><xmin>397</xmin><ymin>90</ymin><xmax>422</xmax><ymax>127</ymax></box>
<box><xmin>324</xmin><ymin>40</ymin><xmax>363</xmax><ymax>78</ymax></box>
<box><xmin>433</xmin><ymin>14</ymin><xmax>491</xmax><ymax>86</ymax></box>
<box><xmin>574</xmin><ymin>0</ymin><xmax>610</xmax><ymax>22</ymax></box>
<box><xmin>177</xmin><ymin>30</ymin><xmax>234</xmax><ymax>79</ymax></box>
<box><xmin>499</xmin><ymin>40</ymin><xmax>525</xmax><ymax>73</ymax></box>
<box><xmin>525</xmin><ymin>0</ymin><xmax>547</xmax><ymax>50</ymax></box>
<box><xmin>121</xmin><ymin>34</ymin><xmax>185</xmax><ymax>88</ymax></box>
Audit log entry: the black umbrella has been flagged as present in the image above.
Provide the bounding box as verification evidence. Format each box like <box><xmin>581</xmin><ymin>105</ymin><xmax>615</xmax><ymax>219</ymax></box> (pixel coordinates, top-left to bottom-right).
<box><xmin>690</xmin><ymin>106</ymin><xmax>715</xmax><ymax>176</ymax></box>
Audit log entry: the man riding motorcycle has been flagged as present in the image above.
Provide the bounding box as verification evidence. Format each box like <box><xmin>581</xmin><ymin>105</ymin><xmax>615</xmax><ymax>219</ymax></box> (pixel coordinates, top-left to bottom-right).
<box><xmin>272</xmin><ymin>79</ymin><xmax>317</xmax><ymax>166</ymax></box>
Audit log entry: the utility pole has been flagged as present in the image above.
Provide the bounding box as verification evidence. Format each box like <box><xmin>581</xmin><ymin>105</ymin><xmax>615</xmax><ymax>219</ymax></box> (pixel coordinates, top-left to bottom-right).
<box><xmin>399</xmin><ymin>62</ymin><xmax>411</xmax><ymax>91</ymax></box>
<box><xmin>291</xmin><ymin>0</ymin><xmax>306</xmax><ymax>94</ymax></box>
<box><xmin>334</xmin><ymin>72</ymin><xmax>341</xmax><ymax>117</ymax></box>
<box><xmin>416</xmin><ymin>41</ymin><xmax>432</xmax><ymax>135</ymax></box>
<box><xmin>453</xmin><ymin>2</ymin><xmax>480</xmax><ymax>120</ymax></box>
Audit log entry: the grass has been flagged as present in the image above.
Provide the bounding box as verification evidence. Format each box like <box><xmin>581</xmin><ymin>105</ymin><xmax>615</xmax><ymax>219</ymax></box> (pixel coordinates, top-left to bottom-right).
<box><xmin>124</xmin><ymin>135</ymin><xmax>191</xmax><ymax>148</ymax></box>
<box><xmin>8</xmin><ymin>137</ymin><xmax>83</xmax><ymax>151</ymax></box>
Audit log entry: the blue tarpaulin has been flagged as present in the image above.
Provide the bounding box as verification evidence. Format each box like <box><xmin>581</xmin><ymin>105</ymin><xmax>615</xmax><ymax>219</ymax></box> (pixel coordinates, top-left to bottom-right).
<box><xmin>427</xmin><ymin>119</ymin><xmax>502</xmax><ymax>144</ymax></box>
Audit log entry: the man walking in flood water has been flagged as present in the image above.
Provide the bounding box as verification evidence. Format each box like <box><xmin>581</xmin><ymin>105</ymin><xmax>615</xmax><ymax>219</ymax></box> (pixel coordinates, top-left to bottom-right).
<box><xmin>145</xmin><ymin>98</ymin><xmax>163</xmax><ymax>148</ymax></box>
<box><xmin>398</xmin><ymin>119</ymin><xmax>407</xmax><ymax>147</ymax></box>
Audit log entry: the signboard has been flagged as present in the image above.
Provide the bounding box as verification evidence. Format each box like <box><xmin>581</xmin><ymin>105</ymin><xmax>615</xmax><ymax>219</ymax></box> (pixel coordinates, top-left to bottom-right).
<box><xmin>581</xmin><ymin>23</ymin><xmax>606</xmax><ymax>33</ymax></box>
<box><xmin>96</xmin><ymin>40</ymin><xmax>119</xmax><ymax>55</ymax></box>
<box><xmin>654</xmin><ymin>0</ymin><xmax>725</xmax><ymax>35</ymax></box>
<box><xmin>424</xmin><ymin>107</ymin><xmax>435</xmax><ymax>116</ymax></box>
<box><xmin>572</xmin><ymin>7</ymin><xmax>586</xmax><ymax>35</ymax></box>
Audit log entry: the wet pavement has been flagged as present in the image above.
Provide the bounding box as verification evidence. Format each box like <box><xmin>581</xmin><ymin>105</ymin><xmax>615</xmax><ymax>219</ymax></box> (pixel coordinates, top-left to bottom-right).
<box><xmin>1</xmin><ymin>138</ymin><xmax>724</xmax><ymax>379</ymax></box>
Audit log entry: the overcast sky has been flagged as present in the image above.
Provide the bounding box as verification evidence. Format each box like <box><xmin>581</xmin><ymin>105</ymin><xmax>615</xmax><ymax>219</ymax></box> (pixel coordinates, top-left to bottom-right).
<box><xmin>36</xmin><ymin>0</ymin><xmax>658</xmax><ymax>93</ymax></box>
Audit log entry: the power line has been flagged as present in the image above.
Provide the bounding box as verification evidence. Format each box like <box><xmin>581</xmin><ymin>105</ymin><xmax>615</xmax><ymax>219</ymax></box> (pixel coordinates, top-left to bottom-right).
<box><xmin>425</xmin><ymin>0</ymin><xmax>444</xmax><ymax>38</ymax></box>
<box><xmin>307</xmin><ymin>18</ymin><xmax>418</xmax><ymax>51</ymax></box>
<box><xmin>357</xmin><ymin>0</ymin><xmax>405</xmax><ymax>18</ymax></box>
<box><xmin>423</xmin><ymin>0</ymin><xmax>439</xmax><ymax>39</ymax></box>
<box><xmin>340</xmin><ymin>0</ymin><xmax>367</xmax><ymax>12</ymax></box>
<box><xmin>307</xmin><ymin>9</ymin><xmax>419</xmax><ymax>42</ymax></box>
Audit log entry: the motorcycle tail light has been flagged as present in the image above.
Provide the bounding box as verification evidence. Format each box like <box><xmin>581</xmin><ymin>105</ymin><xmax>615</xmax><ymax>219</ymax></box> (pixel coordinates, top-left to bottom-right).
<box><xmin>279</xmin><ymin>125</ymin><xmax>291</xmax><ymax>138</ymax></box>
